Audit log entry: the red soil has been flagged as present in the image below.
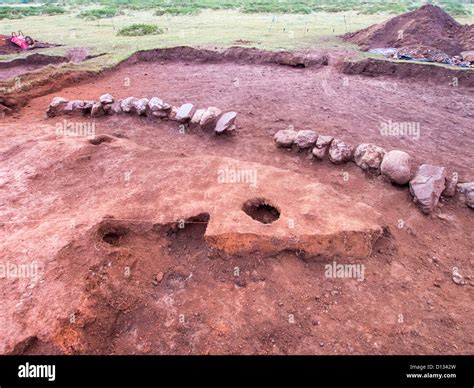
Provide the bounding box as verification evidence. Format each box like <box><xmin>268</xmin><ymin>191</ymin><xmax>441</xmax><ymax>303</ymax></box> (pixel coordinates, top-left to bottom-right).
<box><xmin>0</xmin><ymin>48</ymin><xmax>472</xmax><ymax>355</ymax></box>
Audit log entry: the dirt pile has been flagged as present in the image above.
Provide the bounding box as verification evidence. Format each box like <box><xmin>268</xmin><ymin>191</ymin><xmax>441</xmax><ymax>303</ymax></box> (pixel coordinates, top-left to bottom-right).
<box><xmin>343</xmin><ymin>4</ymin><xmax>474</xmax><ymax>56</ymax></box>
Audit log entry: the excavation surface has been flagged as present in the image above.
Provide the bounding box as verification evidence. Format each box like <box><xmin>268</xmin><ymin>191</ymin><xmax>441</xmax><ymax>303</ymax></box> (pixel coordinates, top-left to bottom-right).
<box><xmin>0</xmin><ymin>52</ymin><xmax>472</xmax><ymax>354</ymax></box>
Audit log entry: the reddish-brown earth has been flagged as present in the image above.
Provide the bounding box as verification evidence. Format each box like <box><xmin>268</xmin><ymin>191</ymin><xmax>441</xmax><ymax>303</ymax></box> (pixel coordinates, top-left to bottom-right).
<box><xmin>0</xmin><ymin>48</ymin><xmax>473</xmax><ymax>355</ymax></box>
<box><xmin>343</xmin><ymin>4</ymin><xmax>474</xmax><ymax>56</ymax></box>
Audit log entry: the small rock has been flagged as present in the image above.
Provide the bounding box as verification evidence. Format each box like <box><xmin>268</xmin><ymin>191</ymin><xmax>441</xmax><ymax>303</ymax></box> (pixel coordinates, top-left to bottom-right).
<box><xmin>175</xmin><ymin>103</ymin><xmax>194</xmax><ymax>122</ymax></box>
<box><xmin>274</xmin><ymin>129</ymin><xmax>297</xmax><ymax>148</ymax></box>
<box><xmin>294</xmin><ymin>130</ymin><xmax>318</xmax><ymax>149</ymax></box>
<box><xmin>442</xmin><ymin>172</ymin><xmax>458</xmax><ymax>197</ymax></box>
<box><xmin>452</xmin><ymin>268</ymin><xmax>465</xmax><ymax>285</ymax></box>
<box><xmin>99</xmin><ymin>93</ymin><xmax>114</xmax><ymax>105</ymax></box>
<box><xmin>460</xmin><ymin>50</ymin><xmax>474</xmax><ymax>62</ymax></box>
<box><xmin>456</xmin><ymin>182</ymin><xmax>474</xmax><ymax>209</ymax></box>
<box><xmin>46</xmin><ymin>97</ymin><xmax>69</xmax><ymax>117</ymax></box>
<box><xmin>214</xmin><ymin>111</ymin><xmax>237</xmax><ymax>133</ymax></box>
<box><xmin>90</xmin><ymin>102</ymin><xmax>104</xmax><ymax>117</ymax></box>
<box><xmin>312</xmin><ymin>135</ymin><xmax>333</xmax><ymax>160</ymax></box>
<box><xmin>200</xmin><ymin>107</ymin><xmax>222</xmax><ymax>129</ymax></box>
<box><xmin>121</xmin><ymin>97</ymin><xmax>138</xmax><ymax>113</ymax></box>
<box><xmin>380</xmin><ymin>150</ymin><xmax>412</xmax><ymax>185</ymax></box>
<box><xmin>110</xmin><ymin>100</ymin><xmax>123</xmax><ymax>114</ymax></box>
<box><xmin>354</xmin><ymin>143</ymin><xmax>386</xmax><ymax>173</ymax></box>
<box><xmin>133</xmin><ymin>98</ymin><xmax>149</xmax><ymax>116</ymax></box>
<box><xmin>148</xmin><ymin>97</ymin><xmax>171</xmax><ymax>118</ymax></box>
<box><xmin>190</xmin><ymin>108</ymin><xmax>206</xmax><ymax>125</ymax></box>
<box><xmin>328</xmin><ymin>138</ymin><xmax>353</xmax><ymax>164</ymax></box>
<box><xmin>409</xmin><ymin>164</ymin><xmax>446</xmax><ymax>214</ymax></box>
<box><xmin>63</xmin><ymin>100</ymin><xmax>86</xmax><ymax>116</ymax></box>
<box><xmin>156</xmin><ymin>272</ymin><xmax>164</xmax><ymax>283</ymax></box>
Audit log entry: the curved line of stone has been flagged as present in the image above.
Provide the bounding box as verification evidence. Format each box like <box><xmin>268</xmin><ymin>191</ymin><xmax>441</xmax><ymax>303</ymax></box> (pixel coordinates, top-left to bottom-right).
<box><xmin>273</xmin><ymin>128</ymin><xmax>473</xmax><ymax>213</ymax></box>
<box><xmin>46</xmin><ymin>94</ymin><xmax>238</xmax><ymax>134</ymax></box>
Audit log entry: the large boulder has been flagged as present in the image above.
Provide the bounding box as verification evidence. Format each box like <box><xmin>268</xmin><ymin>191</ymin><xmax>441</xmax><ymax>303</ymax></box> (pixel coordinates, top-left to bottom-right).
<box><xmin>214</xmin><ymin>111</ymin><xmax>237</xmax><ymax>133</ymax></box>
<box><xmin>328</xmin><ymin>139</ymin><xmax>353</xmax><ymax>164</ymax></box>
<box><xmin>274</xmin><ymin>129</ymin><xmax>297</xmax><ymax>148</ymax></box>
<box><xmin>380</xmin><ymin>150</ymin><xmax>412</xmax><ymax>185</ymax></box>
<box><xmin>354</xmin><ymin>143</ymin><xmax>386</xmax><ymax>173</ymax></box>
<box><xmin>312</xmin><ymin>135</ymin><xmax>333</xmax><ymax>160</ymax></box>
<box><xmin>46</xmin><ymin>97</ymin><xmax>68</xmax><ymax>117</ymax></box>
<box><xmin>409</xmin><ymin>164</ymin><xmax>446</xmax><ymax>214</ymax></box>
<box><xmin>294</xmin><ymin>130</ymin><xmax>318</xmax><ymax>149</ymax></box>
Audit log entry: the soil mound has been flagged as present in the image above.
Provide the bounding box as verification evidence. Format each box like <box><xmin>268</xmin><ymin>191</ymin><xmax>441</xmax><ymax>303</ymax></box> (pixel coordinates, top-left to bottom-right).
<box><xmin>343</xmin><ymin>4</ymin><xmax>473</xmax><ymax>56</ymax></box>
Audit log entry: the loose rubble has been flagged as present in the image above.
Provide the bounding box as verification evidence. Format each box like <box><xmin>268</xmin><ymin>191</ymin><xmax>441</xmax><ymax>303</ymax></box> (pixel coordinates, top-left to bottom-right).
<box><xmin>46</xmin><ymin>94</ymin><xmax>237</xmax><ymax>134</ymax></box>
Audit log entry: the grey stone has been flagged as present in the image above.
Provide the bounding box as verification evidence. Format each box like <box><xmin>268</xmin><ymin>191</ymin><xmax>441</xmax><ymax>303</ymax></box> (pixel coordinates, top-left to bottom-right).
<box><xmin>121</xmin><ymin>97</ymin><xmax>138</xmax><ymax>113</ymax></box>
<box><xmin>328</xmin><ymin>139</ymin><xmax>353</xmax><ymax>164</ymax></box>
<box><xmin>99</xmin><ymin>93</ymin><xmax>114</xmax><ymax>105</ymax></box>
<box><xmin>409</xmin><ymin>164</ymin><xmax>447</xmax><ymax>214</ymax></box>
<box><xmin>214</xmin><ymin>111</ymin><xmax>237</xmax><ymax>133</ymax></box>
<box><xmin>294</xmin><ymin>130</ymin><xmax>318</xmax><ymax>149</ymax></box>
<box><xmin>133</xmin><ymin>98</ymin><xmax>149</xmax><ymax>116</ymax></box>
<box><xmin>175</xmin><ymin>103</ymin><xmax>194</xmax><ymax>122</ymax></box>
<box><xmin>354</xmin><ymin>143</ymin><xmax>386</xmax><ymax>172</ymax></box>
<box><xmin>200</xmin><ymin>107</ymin><xmax>222</xmax><ymax>128</ymax></box>
<box><xmin>90</xmin><ymin>102</ymin><xmax>104</xmax><ymax>117</ymax></box>
<box><xmin>274</xmin><ymin>129</ymin><xmax>297</xmax><ymax>148</ymax></box>
<box><xmin>380</xmin><ymin>150</ymin><xmax>412</xmax><ymax>185</ymax></box>
<box><xmin>46</xmin><ymin>97</ymin><xmax>68</xmax><ymax>117</ymax></box>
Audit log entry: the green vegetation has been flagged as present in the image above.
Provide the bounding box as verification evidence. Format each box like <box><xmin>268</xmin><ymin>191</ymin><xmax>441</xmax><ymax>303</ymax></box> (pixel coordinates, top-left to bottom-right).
<box><xmin>0</xmin><ymin>1</ymin><xmax>471</xmax><ymax>19</ymax></box>
<box><xmin>78</xmin><ymin>6</ymin><xmax>121</xmax><ymax>20</ymax></box>
<box><xmin>117</xmin><ymin>23</ymin><xmax>163</xmax><ymax>36</ymax></box>
<box><xmin>154</xmin><ymin>6</ymin><xmax>201</xmax><ymax>16</ymax></box>
<box><xmin>0</xmin><ymin>5</ymin><xmax>65</xmax><ymax>20</ymax></box>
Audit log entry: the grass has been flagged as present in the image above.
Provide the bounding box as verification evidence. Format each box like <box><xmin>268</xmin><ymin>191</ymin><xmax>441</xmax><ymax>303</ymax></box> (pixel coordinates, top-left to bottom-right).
<box><xmin>118</xmin><ymin>23</ymin><xmax>163</xmax><ymax>36</ymax></box>
<box><xmin>0</xmin><ymin>4</ymin><xmax>472</xmax><ymax>89</ymax></box>
<box><xmin>78</xmin><ymin>6</ymin><xmax>121</xmax><ymax>20</ymax></box>
<box><xmin>0</xmin><ymin>5</ymin><xmax>65</xmax><ymax>20</ymax></box>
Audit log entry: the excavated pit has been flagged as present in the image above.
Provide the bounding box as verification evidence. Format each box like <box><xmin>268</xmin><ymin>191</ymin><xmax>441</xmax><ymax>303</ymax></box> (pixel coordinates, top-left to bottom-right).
<box><xmin>242</xmin><ymin>198</ymin><xmax>280</xmax><ymax>224</ymax></box>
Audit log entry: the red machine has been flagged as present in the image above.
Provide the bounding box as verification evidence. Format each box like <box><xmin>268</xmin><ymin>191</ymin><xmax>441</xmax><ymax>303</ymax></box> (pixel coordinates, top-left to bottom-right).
<box><xmin>10</xmin><ymin>31</ymin><xmax>33</xmax><ymax>49</ymax></box>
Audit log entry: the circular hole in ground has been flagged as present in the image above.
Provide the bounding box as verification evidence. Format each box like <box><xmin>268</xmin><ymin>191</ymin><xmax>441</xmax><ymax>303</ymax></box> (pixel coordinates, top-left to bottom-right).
<box><xmin>241</xmin><ymin>198</ymin><xmax>280</xmax><ymax>224</ymax></box>
<box><xmin>98</xmin><ymin>224</ymin><xmax>129</xmax><ymax>246</ymax></box>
